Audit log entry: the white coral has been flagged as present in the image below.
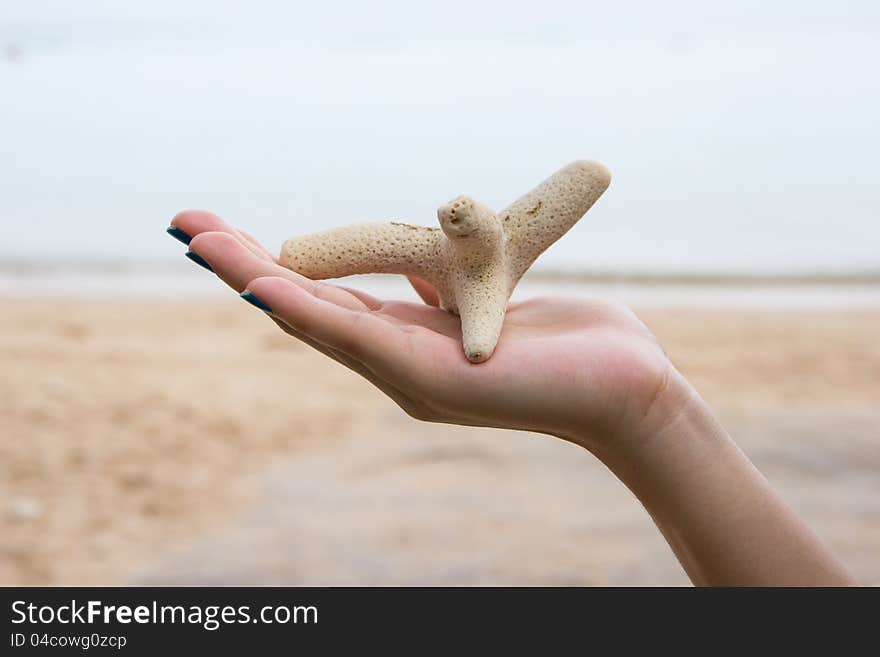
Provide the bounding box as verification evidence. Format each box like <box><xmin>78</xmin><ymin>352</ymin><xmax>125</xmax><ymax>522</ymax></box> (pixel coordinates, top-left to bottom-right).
<box><xmin>280</xmin><ymin>160</ymin><xmax>611</xmax><ymax>362</ymax></box>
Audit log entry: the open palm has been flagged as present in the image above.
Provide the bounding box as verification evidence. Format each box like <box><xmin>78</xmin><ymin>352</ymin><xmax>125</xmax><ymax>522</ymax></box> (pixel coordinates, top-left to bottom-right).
<box><xmin>175</xmin><ymin>210</ymin><xmax>675</xmax><ymax>451</ymax></box>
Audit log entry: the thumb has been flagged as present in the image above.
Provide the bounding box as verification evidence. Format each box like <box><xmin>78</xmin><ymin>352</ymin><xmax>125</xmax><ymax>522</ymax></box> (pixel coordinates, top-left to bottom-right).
<box><xmin>407</xmin><ymin>275</ymin><xmax>440</xmax><ymax>307</ymax></box>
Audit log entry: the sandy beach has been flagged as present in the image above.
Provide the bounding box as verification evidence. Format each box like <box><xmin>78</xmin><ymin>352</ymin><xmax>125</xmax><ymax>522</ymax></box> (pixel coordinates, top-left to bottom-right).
<box><xmin>2</xmin><ymin>296</ymin><xmax>878</xmax><ymax>585</ymax></box>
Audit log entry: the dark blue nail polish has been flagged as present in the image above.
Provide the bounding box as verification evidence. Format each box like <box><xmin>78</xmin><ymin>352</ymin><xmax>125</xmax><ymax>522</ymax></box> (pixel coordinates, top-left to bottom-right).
<box><xmin>185</xmin><ymin>251</ymin><xmax>213</xmax><ymax>272</ymax></box>
<box><xmin>240</xmin><ymin>291</ymin><xmax>272</xmax><ymax>313</ymax></box>
<box><xmin>166</xmin><ymin>226</ymin><xmax>192</xmax><ymax>245</ymax></box>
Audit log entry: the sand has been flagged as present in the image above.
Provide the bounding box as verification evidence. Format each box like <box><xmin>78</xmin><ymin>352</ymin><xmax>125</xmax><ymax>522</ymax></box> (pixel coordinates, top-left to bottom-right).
<box><xmin>1</xmin><ymin>297</ymin><xmax>878</xmax><ymax>585</ymax></box>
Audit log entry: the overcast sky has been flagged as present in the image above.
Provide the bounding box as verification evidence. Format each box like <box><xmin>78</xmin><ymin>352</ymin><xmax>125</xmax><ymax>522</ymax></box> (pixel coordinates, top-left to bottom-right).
<box><xmin>1</xmin><ymin>1</ymin><xmax>878</xmax><ymax>272</ymax></box>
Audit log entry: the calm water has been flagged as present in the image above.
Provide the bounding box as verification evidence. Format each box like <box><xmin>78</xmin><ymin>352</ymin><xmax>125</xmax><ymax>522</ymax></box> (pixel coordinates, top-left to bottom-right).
<box><xmin>2</xmin><ymin>2</ymin><xmax>879</xmax><ymax>274</ymax></box>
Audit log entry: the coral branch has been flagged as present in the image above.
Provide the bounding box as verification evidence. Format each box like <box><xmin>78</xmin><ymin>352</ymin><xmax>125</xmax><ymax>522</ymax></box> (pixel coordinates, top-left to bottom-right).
<box><xmin>281</xmin><ymin>222</ymin><xmax>444</xmax><ymax>281</ymax></box>
<box><xmin>279</xmin><ymin>160</ymin><xmax>611</xmax><ymax>362</ymax></box>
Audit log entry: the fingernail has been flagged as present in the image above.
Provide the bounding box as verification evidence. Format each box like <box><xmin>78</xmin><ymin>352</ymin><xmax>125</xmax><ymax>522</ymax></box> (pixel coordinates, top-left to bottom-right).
<box><xmin>166</xmin><ymin>226</ymin><xmax>192</xmax><ymax>245</ymax></box>
<box><xmin>185</xmin><ymin>251</ymin><xmax>213</xmax><ymax>272</ymax></box>
<box><xmin>240</xmin><ymin>291</ymin><xmax>272</xmax><ymax>313</ymax></box>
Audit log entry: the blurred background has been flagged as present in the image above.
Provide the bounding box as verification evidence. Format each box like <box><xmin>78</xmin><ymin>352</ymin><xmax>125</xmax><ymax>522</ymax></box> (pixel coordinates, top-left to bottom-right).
<box><xmin>1</xmin><ymin>1</ymin><xmax>878</xmax><ymax>585</ymax></box>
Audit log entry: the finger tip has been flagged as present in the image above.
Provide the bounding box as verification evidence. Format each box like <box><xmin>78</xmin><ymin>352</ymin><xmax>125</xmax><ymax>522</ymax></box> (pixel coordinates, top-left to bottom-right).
<box><xmin>170</xmin><ymin>209</ymin><xmax>230</xmax><ymax>244</ymax></box>
<box><xmin>184</xmin><ymin>250</ymin><xmax>214</xmax><ymax>273</ymax></box>
<box><xmin>186</xmin><ymin>231</ymin><xmax>246</xmax><ymax>280</ymax></box>
<box><xmin>170</xmin><ymin>209</ymin><xmax>208</xmax><ymax>230</ymax></box>
<box><xmin>240</xmin><ymin>290</ymin><xmax>273</xmax><ymax>313</ymax></box>
<box><xmin>166</xmin><ymin>225</ymin><xmax>192</xmax><ymax>245</ymax></box>
<box><xmin>187</xmin><ymin>230</ymin><xmax>238</xmax><ymax>256</ymax></box>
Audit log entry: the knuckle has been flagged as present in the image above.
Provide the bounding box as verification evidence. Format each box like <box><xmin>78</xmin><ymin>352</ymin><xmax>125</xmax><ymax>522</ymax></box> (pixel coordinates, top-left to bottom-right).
<box><xmin>309</xmin><ymin>280</ymin><xmax>329</xmax><ymax>299</ymax></box>
<box><xmin>337</xmin><ymin>310</ymin><xmax>368</xmax><ymax>358</ymax></box>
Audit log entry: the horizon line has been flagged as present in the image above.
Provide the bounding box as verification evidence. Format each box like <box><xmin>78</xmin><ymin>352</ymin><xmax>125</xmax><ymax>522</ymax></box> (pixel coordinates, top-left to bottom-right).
<box><xmin>1</xmin><ymin>258</ymin><xmax>879</xmax><ymax>286</ymax></box>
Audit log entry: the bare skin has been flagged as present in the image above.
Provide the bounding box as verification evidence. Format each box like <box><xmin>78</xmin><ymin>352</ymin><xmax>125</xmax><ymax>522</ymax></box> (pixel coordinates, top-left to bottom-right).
<box><xmin>171</xmin><ymin>209</ymin><xmax>858</xmax><ymax>587</ymax></box>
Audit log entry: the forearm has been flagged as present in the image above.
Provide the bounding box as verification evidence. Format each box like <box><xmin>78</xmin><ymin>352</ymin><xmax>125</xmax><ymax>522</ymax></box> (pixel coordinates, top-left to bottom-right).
<box><xmin>591</xmin><ymin>373</ymin><xmax>857</xmax><ymax>586</ymax></box>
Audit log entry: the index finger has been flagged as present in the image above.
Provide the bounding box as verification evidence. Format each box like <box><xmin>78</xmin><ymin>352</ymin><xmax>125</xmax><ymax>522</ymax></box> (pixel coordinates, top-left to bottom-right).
<box><xmin>245</xmin><ymin>276</ymin><xmax>413</xmax><ymax>375</ymax></box>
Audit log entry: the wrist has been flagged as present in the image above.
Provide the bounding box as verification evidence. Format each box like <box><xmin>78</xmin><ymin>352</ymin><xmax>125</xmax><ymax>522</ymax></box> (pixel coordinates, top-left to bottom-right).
<box><xmin>632</xmin><ymin>366</ymin><xmax>710</xmax><ymax>449</ymax></box>
<box><xmin>594</xmin><ymin>369</ymin><xmax>731</xmax><ymax>495</ymax></box>
<box><xmin>564</xmin><ymin>363</ymin><xmax>723</xmax><ymax>468</ymax></box>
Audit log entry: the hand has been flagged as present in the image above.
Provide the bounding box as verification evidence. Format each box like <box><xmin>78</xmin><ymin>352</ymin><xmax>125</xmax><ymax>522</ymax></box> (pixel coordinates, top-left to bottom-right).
<box><xmin>172</xmin><ymin>210</ymin><xmax>681</xmax><ymax>457</ymax></box>
<box><xmin>171</xmin><ymin>210</ymin><xmax>857</xmax><ymax>586</ymax></box>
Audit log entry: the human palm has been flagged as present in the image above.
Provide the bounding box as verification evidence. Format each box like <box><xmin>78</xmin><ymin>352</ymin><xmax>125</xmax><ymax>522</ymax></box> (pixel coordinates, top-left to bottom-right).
<box><xmin>174</xmin><ymin>210</ymin><xmax>674</xmax><ymax>451</ymax></box>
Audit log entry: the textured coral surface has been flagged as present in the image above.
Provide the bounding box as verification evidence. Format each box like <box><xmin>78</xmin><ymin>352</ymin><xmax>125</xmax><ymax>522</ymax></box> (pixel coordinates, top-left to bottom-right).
<box><xmin>280</xmin><ymin>160</ymin><xmax>612</xmax><ymax>361</ymax></box>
